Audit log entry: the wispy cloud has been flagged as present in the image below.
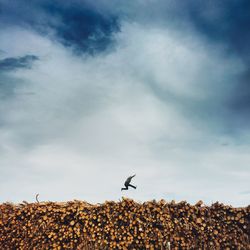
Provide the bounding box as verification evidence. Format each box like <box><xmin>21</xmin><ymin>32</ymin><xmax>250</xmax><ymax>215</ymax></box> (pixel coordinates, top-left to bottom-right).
<box><xmin>0</xmin><ymin>55</ymin><xmax>38</xmax><ymax>71</ymax></box>
<box><xmin>240</xmin><ymin>190</ymin><xmax>250</xmax><ymax>195</ymax></box>
<box><xmin>0</xmin><ymin>0</ymin><xmax>120</xmax><ymax>54</ymax></box>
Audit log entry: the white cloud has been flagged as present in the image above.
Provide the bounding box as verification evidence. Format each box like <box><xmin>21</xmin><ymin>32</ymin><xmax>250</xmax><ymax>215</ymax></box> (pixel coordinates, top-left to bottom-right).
<box><xmin>0</xmin><ymin>22</ymin><xmax>249</xmax><ymax>206</ymax></box>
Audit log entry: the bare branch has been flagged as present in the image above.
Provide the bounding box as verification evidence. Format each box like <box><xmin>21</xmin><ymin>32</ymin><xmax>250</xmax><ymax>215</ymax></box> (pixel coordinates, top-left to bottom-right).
<box><xmin>35</xmin><ymin>194</ymin><xmax>39</xmax><ymax>203</ymax></box>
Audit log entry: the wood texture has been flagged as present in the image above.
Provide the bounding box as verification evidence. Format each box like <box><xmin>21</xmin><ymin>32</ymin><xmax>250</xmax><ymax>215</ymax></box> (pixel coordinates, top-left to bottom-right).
<box><xmin>0</xmin><ymin>198</ymin><xmax>249</xmax><ymax>249</ymax></box>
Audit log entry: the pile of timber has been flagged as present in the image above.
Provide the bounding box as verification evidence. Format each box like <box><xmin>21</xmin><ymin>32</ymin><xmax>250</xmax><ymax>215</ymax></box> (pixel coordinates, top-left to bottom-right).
<box><xmin>0</xmin><ymin>198</ymin><xmax>249</xmax><ymax>249</ymax></box>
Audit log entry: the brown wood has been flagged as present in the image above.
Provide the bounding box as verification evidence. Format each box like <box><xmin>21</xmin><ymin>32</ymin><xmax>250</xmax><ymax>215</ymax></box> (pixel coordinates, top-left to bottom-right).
<box><xmin>0</xmin><ymin>199</ymin><xmax>249</xmax><ymax>249</ymax></box>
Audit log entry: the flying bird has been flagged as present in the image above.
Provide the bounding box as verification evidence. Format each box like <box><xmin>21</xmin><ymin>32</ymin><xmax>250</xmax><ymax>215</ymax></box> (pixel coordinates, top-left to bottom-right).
<box><xmin>121</xmin><ymin>174</ymin><xmax>137</xmax><ymax>191</ymax></box>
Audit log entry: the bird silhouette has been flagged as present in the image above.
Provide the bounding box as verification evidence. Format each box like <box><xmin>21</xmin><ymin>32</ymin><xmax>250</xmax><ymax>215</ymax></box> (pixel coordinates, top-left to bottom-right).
<box><xmin>121</xmin><ymin>174</ymin><xmax>136</xmax><ymax>191</ymax></box>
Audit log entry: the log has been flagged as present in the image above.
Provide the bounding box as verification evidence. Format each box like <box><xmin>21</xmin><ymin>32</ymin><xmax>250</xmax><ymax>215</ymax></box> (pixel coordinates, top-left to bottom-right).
<box><xmin>0</xmin><ymin>199</ymin><xmax>249</xmax><ymax>249</ymax></box>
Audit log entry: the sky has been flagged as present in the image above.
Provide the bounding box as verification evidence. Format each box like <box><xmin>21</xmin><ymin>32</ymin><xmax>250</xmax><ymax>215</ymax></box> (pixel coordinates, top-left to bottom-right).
<box><xmin>0</xmin><ymin>0</ymin><xmax>249</xmax><ymax>207</ymax></box>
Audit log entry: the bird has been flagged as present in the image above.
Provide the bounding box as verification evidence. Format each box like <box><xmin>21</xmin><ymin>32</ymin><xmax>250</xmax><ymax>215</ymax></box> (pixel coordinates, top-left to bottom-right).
<box><xmin>121</xmin><ymin>174</ymin><xmax>137</xmax><ymax>191</ymax></box>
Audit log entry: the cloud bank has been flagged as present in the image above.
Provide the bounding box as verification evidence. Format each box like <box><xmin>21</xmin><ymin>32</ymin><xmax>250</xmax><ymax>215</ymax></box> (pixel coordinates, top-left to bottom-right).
<box><xmin>0</xmin><ymin>0</ymin><xmax>249</xmax><ymax>206</ymax></box>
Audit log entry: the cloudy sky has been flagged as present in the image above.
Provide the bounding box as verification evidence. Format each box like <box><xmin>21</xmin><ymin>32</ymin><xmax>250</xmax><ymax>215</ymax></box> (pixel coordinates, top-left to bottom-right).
<box><xmin>0</xmin><ymin>0</ymin><xmax>249</xmax><ymax>206</ymax></box>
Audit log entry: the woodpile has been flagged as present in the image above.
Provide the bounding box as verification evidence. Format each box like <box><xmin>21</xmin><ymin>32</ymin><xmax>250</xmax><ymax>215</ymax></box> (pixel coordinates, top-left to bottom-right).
<box><xmin>0</xmin><ymin>198</ymin><xmax>249</xmax><ymax>249</ymax></box>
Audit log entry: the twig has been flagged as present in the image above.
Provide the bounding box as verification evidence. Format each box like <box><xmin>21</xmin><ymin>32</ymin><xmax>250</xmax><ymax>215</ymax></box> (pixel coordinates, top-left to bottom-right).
<box><xmin>35</xmin><ymin>194</ymin><xmax>39</xmax><ymax>203</ymax></box>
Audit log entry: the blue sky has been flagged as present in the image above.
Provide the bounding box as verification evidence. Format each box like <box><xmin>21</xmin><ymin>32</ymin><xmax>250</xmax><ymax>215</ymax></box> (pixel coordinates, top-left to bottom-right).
<box><xmin>0</xmin><ymin>0</ymin><xmax>249</xmax><ymax>206</ymax></box>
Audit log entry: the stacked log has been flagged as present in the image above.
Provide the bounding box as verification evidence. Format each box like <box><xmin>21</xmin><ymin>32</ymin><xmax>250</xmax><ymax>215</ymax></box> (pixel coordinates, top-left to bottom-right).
<box><xmin>0</xmin><ymin>198</ymin><xmax>249</xmax><ymax>249</ymax></box>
